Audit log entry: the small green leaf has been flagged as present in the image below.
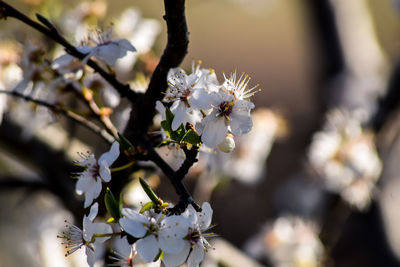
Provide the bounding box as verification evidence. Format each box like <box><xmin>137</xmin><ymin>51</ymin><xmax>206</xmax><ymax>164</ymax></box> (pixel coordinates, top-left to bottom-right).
<box><xmin>154</xmin><ymin>250</ymin><xmax>163</xmax><ymax>261</ymax></box>
<box><xmin>160</xmin><ymin>107</ymin><xmax>186</xmax><ymax>142</ymax></box>
<box><xmin>104</xmin><ymin>188</ymin><xmax>121</xmax><ymax>220</ymax></box>
<box><xmin>118</xmin><ymin>133</ymin><xmax>135</xmax><ymax>154</ymax></box>
<box><xmin>181</xmin><ymin>129</ymin><xmax>201</xmax><ymax>146</ymax></box>
<box><xmin>139</xmin><ymin>178</ymin><xmax>159</xmax><ymax>205</ymax></box>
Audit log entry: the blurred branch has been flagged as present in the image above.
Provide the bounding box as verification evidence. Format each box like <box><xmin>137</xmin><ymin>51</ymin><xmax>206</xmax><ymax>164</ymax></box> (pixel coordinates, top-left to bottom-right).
<box><xmin>0</xmin><ymin>90</ymin><xmax>115</xmax><ymax>143</ymax></box>
<box><xmin>370</xmin><ymin>60</ymin><xmax>400</xmax><ymax>132</ymax></box>
<box><xmin>0</xmin><ymin>176</ymin><xmax>46</xmax><ymax>191</ymax></box>
<box><xmin>0</xmin><ymin>118</ymin><xmax>84</xmax><ymax>219</ymax></box>
<box><xmin>0</xmin><ymin>0</ymin><xmax>137</xmax><ymax>101</ymax></box>
<box><xmin>69</xmin><ymin>84</ymin><xmax>119</xmax><ymax>139</ymax></box>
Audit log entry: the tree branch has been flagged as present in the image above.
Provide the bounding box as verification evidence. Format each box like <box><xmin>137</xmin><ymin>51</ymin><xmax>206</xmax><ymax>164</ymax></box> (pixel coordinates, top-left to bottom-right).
<box><xmin>0</xmin><ymin>90</ymin><xmax>115</xmax><ymax>143</ymax></box>
<box><xmin>124</xmin><ymin>0</ymin><xmax>189</xmax><ymax>135</ymax></box>
<box><xmin>0</xmin><ymin>0</ymin><xmax>138</xmax><ymax>101</ymax></box>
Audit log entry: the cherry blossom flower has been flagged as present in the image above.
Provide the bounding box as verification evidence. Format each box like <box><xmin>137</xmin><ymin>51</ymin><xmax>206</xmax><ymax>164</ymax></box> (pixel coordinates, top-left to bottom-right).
<box><xmin>164</xmin><ymin>68</ymin><xmax>210</xmax><ymax>130</ymax></box>
<box><xmin>75</xmin><ymin>141</ymin><xmax>120</xmax><ymax>208</ymax></box>
<box><xmin>78</xmin><ymin>26</ymin><xmax>136</xmax><ymax>66</ymax></box>
<box><xmin>59</xmin><ymin>203</ymin><xmax>113</xmax><ymax>267</ymax></box>
<box><xmin>244</xmin><ymin>216</ymin><xmax>324</xmax><ymax>267</ymax></box>
<box><xmin>162</xmin><ymin>202</ymin><xmax>213</xmax><ymax>267</ymax></box>
<box><xmin>119</xmin><ymin>209</ymin><xmax>163</xmax><ymax>262</ymax></box>
<box><xmin>200</xmin><ymin>89</ymin><xmax>254</xmax><ymax>148</ymax></box>
<box><xmin>308</xmin><ymin>109</ymin><xmax>382</xmax><ymax>210</ymax></box>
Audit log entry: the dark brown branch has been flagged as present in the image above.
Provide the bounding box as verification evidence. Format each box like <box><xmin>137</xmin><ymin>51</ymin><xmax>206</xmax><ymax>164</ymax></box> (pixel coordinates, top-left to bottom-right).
<box><xmin>124</xmin><ymin>0</ymin><xmax>189</xmax><ymax>135</ymax></box>
<box><xmin>0</xmin><ymin>1</ymin><xmax>138</xmax><ymax>101</ymax></box>
<box><xmin>0</xmin><ymin>90</ymin><xmax>115</xmax><ymax>143</ymax></box>
<box><xmin>176</xmin><ymin>146</ymin><xmax>199</xmax><ymax>181</ymax></box>
<box><xmin>120</xmin><ymin>0</ymin><xmax>197</xmax><ymax>212</ymax></box>
<box><xmin>132</xmin><ymin>133</ymin><xmax>200</xmax><ymax>212</ymax></box>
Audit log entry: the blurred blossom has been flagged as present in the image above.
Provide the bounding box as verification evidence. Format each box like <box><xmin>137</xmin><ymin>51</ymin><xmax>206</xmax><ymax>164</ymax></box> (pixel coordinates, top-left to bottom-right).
<box><xmin>309</xmin><ymin>109</ymin><xmax>382</xmax><ymax>210</ymax></box>
<box><xmin>195</xmin><ymin>108</ymin><xmax>286</xmax><ymax>186</ymax></box>
<box><xmin>114</xmin><ymin>8</ymin><xmax>162</xmax><ymax>78</ymax></box>
<box><xmin>61</xmin><ymin>1</ymin><xmax>107</xmax><ymax>41</ymax></box>
<box><xmin>244</xmin><ymin>216</ymin><xmax>324</xmax><ymax>267</ymax></box>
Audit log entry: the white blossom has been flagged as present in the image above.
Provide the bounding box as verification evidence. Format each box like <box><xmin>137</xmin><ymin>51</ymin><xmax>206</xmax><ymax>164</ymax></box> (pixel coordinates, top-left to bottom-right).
<box><xmin>200</xmin><ymin>89</ymin><xmax>254</xmax><ymax>148</ymax></box>
<box><xmin>75</xmin><ymin>141</ymin><xmax>120</xmax><ymax>208</ymax></box>
<box><xmin>78</xmin><ymin>26</ymin><xmax>136</xmax><ymax>66</ymax></box>
<box><xmin>59</xmin><ymin>203</ymin><xmax>113</xmax><ymax>267</ymax></box>
<box><xmin>162</xmin><ymin>202</ymin><xmax>213</xmax><ymax>267</ymax></box>
<box><xmin>119</xmin><ymin>209</ymin><xmax>162</xmax><ymax>262</ymax></box>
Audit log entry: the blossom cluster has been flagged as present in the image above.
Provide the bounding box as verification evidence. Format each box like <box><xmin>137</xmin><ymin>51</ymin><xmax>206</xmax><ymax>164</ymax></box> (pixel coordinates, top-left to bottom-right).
<box><xmin>244</xmin><ymin>216</ymin><xmax>324</xmax><ymax>267</ymax></box>
<box><xmin>62</xmin><ymin>141</ymin><xmax>215</xmax><ymax>267</ymax></box>
<box><xmin>308</xmin><ymin>109</ymin><xmax>382</xmax><ymax>210</ymax></box>
<box><xmin>157</xmin><ymin>62</ymin><xmax>259</xmax><ymax>152</ymax></box>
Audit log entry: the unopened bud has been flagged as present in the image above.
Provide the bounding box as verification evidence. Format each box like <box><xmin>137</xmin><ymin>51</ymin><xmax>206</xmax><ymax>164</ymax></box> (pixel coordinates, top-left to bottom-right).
<box><xmin>217</xmin><ymin>134</ymin><xmax>235</xmax><ymax>153</ymax></box>
<box><xmin>82</xmin><ymin>87</ymin><xmax>93</xmax><ymax>101</ymax></box>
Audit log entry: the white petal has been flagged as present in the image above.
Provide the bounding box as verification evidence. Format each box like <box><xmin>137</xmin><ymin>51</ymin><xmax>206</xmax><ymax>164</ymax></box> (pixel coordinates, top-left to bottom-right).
<box><xmin>201</xmin><ymin>118</ymin><xmax>227</xmax><ymax>148</ymax></box>
<box><xmin>99</xmin><ymin>161</ymin><xmax>111</xmax><ymax>182</ymax></box>
<box><xmin>198</xmin><ymin>202</ymin><xmax>213</xmax><ymax>230</ymax></box>
<box><xmin>77</xmin><ymin>176</ymin><xmax>102</xmax><ymax>208</ymax></box>
<box><xmin>85</xmin><ymin>246</ymin><xmax>95</xmax><ymax>267</ymax></box>
<box><xmin>136</xmin><ymin>235</ymin><xmax>159</xmax><ymax>262</ymax></box>
<box><xmin>162</xmin><ymin>242</ymin><xmax>191</xmax><ymax>267</ymax></box>
<box><xmin>119</xmin><ymin>209</ymin><xmax>148</xmax><ymax>238</ymax></box>
<box><xmin>75</xmin><ymin>174</ymin><xmax>91</xmax><ymax>195</ymax></box>
<box><xmin>159</xmin><ymin>215</ymin><xmax>189</xmax><ymax>254</ymax></box>
<box><xmin>156</xmin><ymin>101</ymin><xmax>166</xmax><ymax>120</ymax></box>
<box><xmin>116</xmin><ymin>39</ymin><xmax>136</xmax><ymax>53</ymax></box>
<box><xmin>113</xmin><ymin>236</ymin><xmax>132</xmax><ymax>258</ymax></box>
<box><xmin>187</xmin><ymin>244</ymin><xmax>205</xmax><ymax>267</ymax></box>
<box><xmin>171</xmin><ymin>102</ymin><xmax>187</xmax><ymax>131</ymax></box>
<box><xmin>230</xmin><ymin>100</ymin><xmax>254</xmax><ymax>136</ymax></box>
<box><xmin>52</xmin><ymin>54</ymin><xmax>74</xmax><ymax>69</ymax></box>
<box><xmin>95</xmin><ymin>43</ymin><xmax>121</xmax><ymax>66</ymax></box>
<box><xmin>88</xmin><ymin>202</ymin><xmax>99</xmax><ymax>221</ymax></box>
<box><xmin>98</xmin><ymin>141</ymin><xmax>120</xmax><ymax>166</ymax></box>
<box><xmin>90</xmin><ymin>222</ymin><xmax>113</xmax><ymax>243</ymax></box>
<box><xmin>189</xmin><ymin>88</ymin><xmax>210</xmax><ymax>110</ymax></box>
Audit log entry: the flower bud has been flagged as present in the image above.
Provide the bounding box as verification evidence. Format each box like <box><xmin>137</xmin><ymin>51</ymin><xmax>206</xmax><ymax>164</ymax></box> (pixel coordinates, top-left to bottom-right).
<box><xmin>217</xmin><ymin>134</ymin><xmax>235</xmax><ymax>153</ymax></box>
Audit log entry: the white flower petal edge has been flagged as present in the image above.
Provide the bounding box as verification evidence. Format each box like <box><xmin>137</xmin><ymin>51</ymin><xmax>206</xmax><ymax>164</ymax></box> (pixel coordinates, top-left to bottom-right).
<box><xmin>136</xmin><ymin>235</ymin><xmax>160</xmax><ymax>262</ymax></box>
<box><xmin>120</xmin><ymin>208</ymin><xmax>148</xmax><ymax>238</ymax></box>
<box><xmin>162</xmin><ymin>242</ymin><xmax>191</xmax><ymax>267</ymax></box>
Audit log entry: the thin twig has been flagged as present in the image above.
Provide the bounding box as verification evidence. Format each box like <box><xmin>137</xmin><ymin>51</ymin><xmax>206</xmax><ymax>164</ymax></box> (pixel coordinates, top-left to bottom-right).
<box><xmin>0</xmin><ymin>1</ymin><xmax>138</xmax><ymax>101</ymax></box>
<box><xmin>133</xmin><ymin>133</ymin><xmax>201</xmax><ymax>212</ymax></box>
<box><xmin>0</xmin><ymin>90</ymin><xmax>115</xmax><ymax>143</ymax></box>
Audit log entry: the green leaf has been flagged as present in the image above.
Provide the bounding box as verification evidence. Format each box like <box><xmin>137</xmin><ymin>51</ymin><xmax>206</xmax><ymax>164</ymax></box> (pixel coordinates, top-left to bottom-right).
<box><xmin>181</xmin><ymin>129</ymin><xmax>201</xmax><ymax>146</ymax></box>
<box><xmin>118</xmin><ymin>133</ymin><xmax>135</xmax><ymax>154</ymax></box>
<box><xmin>154</xmin><ymin>250</ymin><xmax>163</xmax><ymax>261</ymax></box>
<box><xmin>139</xmin><ymin>178</ymin><xmax>159</xmax><ymax>205</ymax></box>
<box><xmin>160</xmin><ymin>107</ymin><xmax>185</xmax><ymax>142</ymax></box>
<box><xmin>104</xmin><ymin>188</ymin><xmax>121</xmax><ymax>220</ymax></box>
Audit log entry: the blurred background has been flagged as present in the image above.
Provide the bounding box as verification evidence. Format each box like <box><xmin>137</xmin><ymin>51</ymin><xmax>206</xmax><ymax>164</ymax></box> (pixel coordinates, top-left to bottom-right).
<box><xmin>2</xmin><ymin>0</ymin><xmax>400</xmax><ymax>266</ymax></box>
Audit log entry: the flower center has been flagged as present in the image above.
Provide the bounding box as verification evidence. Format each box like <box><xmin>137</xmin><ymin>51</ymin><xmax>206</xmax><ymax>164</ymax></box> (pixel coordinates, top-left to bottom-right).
<box><xmin>180</xmin><ymin>89</ymin><xmax>191</xmax><ymax>107</ymax></box>
<box><xmin>186</xmin><ymin>228</ymin><xmax>201</xmax><ymax>244</ymax></box>
<box><xmin>218</xmin><ymin>101</ymin><xmax>233</xmax><ymax>118</ymax></box>
<box><xmin>89</xmin><ymin>164</ymin><xmax>100</xmax><ymax>180</ymax></box>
